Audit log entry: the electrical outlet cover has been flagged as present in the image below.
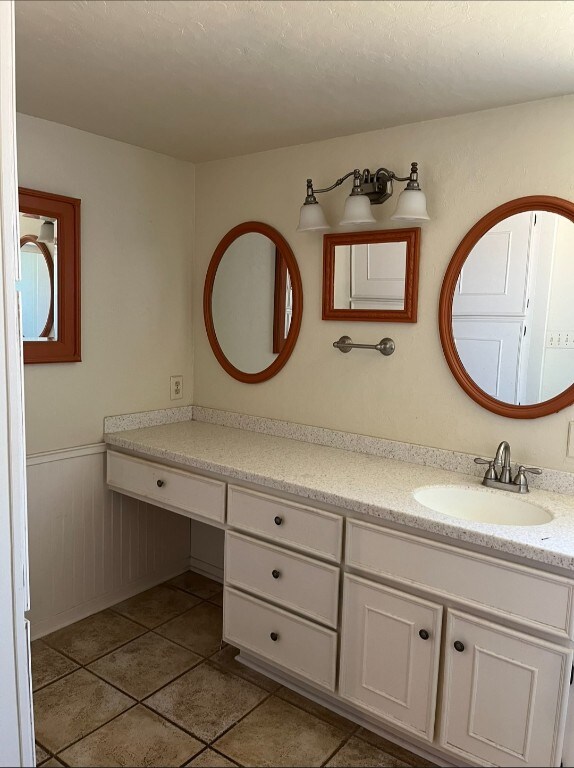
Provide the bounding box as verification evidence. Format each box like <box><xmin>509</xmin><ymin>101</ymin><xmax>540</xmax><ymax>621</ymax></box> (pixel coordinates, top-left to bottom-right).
<box><xmin>170</xmin><ymin>375</ymin><xmax>183</xmax><ymax>400</ymax></box>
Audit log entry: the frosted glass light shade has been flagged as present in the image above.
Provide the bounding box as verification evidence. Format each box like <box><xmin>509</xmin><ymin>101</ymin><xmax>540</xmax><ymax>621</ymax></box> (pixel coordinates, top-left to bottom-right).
<box><xmin>391</xmin><ymin>189</ymin><xmax>430</xmax><ymax>221</ymax></box>
<box><xmin>339</xmin><ymin>194</ymin><xmax>376</xmax><ymax>226</ymax></box>
<box><xmin>38</xmin><ymin>220</ymin><xmax>55</xmax><ymax>243</ymax></box>
<box><xmin>297</xmin><ymin>202</ymin><xmax>330</xmax><ymax>232</ymax></box>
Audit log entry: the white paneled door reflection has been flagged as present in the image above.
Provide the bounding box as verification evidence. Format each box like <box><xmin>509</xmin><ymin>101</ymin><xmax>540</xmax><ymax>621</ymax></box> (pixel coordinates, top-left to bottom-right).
<box><xmin>452</xmin><ymin>211</ymin><xmax>558</xmax><ymax>405</ymax></box>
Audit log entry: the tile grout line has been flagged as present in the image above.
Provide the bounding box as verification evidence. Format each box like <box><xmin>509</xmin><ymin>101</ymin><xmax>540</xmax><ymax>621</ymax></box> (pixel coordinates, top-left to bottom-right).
<box><xmin>320</xmin><ymin>729</ymin><xmax>357</xmax><ymax>768</ymax></box>
<box><xmin>37</xmin><ymin>587</ymin><xmax>220</xmax><ymax>760</ymax></box>
<box><xmin>35</xmin><ymin>574</ymin><xmax>426</xmax><ymax>767</ymax></box>
<box><xmin>39</xmin><ymin>581</ymin><xmax>222</xmax><ymax>667</ymax></box>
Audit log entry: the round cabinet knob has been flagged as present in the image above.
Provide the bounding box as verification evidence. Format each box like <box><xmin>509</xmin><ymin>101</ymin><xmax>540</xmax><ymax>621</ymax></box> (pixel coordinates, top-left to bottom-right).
<box><xmin>274</xmin><ymin>516</ymin><xmax>283</xmax><ymax>526</ymax></box>
<box><xmin>156</xmin><ymin>480</ymin><xmax>165</xmax><ymax>488</ymax></box>
<box><xmin>454</xmin><ymin>640</ymin><xmax>465</xmax><ymax>653</ymax></box>
<box><xmin>272</xmin><ymin>569</ymin><xmax>281</xmax><ymax>579</ymax></box>
<box><xmin>270</xmin><ymin>632</ymin><xmax>279</xmax><ymax>642</ymax></box>
<box><xmin>418</xmin><ymin>629</ymin><xmax>430</xmax><ymax>640</ymax></box>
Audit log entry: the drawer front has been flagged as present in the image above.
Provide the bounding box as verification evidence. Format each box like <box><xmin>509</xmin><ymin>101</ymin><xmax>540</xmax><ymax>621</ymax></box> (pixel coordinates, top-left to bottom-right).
<box><xmin>225</xmin><ymin>532</ymin><xmax>340</xmax><ymax>628</ymax></box>
<box><xmin>227</xmin><ymin>485</ymin><xmax>342</xmax><ymax>562</ymax></box>
<box><xmin>223</xmin><ymin>587</ymin><xmax>337</xmax><ymax>691</ymax></box>
<box><xmin>347</xmin><ymin>519</ymin><xmax>574</xmax><ymax>638</ymax></box>
<box><xmin>107</xmin><ymin>450</ymin><xmax>226</xmax><ymax>523</ymax></box>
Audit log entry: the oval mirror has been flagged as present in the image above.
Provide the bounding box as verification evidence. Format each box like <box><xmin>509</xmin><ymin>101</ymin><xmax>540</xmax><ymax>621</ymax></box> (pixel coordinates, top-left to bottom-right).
<box><xmin>19</xmin><ymin>234</ymin><xmax>54</xmax><ymax>340</ymax></box>
<box><xmin>440</xmin><ymin>196</ymin><xmax>574</xmax><ymax>418</ymax></box>
<box><xmin>204</xmin><ymin>222</ymin><xmax>303</xmax><ymax>383</ymax></box>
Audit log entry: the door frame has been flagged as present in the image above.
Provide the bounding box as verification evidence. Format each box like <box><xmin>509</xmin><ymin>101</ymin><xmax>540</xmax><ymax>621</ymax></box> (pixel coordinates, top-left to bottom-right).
<box><xmin>0</xmin><ymin>1</ymin><xmax>35</xmax><ymax>764</ymax></box>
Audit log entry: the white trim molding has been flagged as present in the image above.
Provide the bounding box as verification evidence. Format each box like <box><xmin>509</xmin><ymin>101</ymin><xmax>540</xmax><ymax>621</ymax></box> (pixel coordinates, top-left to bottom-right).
<box><xmin>27</xmin><ymin>442</ymin><xmax>105</xmax><ymax>466</ymax></box>
<box><xmin>0</xmin><ymin>2</ymin><xmax>35</xmax><ymax>763</ymax></box>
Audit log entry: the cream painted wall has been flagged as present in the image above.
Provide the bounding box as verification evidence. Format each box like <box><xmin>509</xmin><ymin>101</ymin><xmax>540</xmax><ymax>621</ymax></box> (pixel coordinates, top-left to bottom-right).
<box><xmin>194</xmin><ymin>96</ymin><xmax>574</xmax><ymax>472</ymax></box>
<box><xmin>17</xmin><ymin>114</ymin><xmax>195</xmax><ymax>454</ymax></box>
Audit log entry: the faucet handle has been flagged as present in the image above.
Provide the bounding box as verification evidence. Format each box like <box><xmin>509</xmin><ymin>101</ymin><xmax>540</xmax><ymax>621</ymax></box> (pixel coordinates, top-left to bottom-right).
<box><xmin>513</xmin><ymin>465</ymin><xmax>542</xmax><ymax>492</ymax></box>
<box><xmin>474</xmin><ymin>457</ymin><xmax>497</xmax><ymax>480</ymax></box>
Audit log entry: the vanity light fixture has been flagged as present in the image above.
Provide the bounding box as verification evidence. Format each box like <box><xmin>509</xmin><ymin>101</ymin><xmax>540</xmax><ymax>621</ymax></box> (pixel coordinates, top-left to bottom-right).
<box><xmin>297</xmin><ymin>162</ymin><xmax>430</xmax><ymax>232</ymax></box>
<box><xmin>38</xmin><ymin>219</ymin><xmax>55</xmax><ymax>244</ymax></box>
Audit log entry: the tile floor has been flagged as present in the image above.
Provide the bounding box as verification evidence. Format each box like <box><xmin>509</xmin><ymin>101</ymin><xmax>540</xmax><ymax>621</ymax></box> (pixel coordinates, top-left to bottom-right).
<box><xmin>32</xmin><ymin>571</ymin><xmax>436</xmax><ymax>767</ymax></box>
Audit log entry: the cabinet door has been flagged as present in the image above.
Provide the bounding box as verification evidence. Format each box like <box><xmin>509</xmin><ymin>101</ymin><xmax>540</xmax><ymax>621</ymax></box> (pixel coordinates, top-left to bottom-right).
<box><xmin>339</xmin><ymin>574</ymin><xmax>442</xmax><ymax>741</ymax></box>
<box><xmin>440</xmin><ymin>610</ymin><xmax>572</xmax><ymax>767</ymax></box>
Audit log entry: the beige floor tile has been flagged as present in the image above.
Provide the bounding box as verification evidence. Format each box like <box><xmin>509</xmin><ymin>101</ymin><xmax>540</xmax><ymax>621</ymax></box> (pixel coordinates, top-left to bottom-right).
<box><xmin>209</xmin><ymin>645</ymin><xmax>280</xmax><ymax>693</ymax></box>
<box><xmin>33</xmin><ymin>668</ymin><xmax>133</xmax><ymax>753</ymax></box>
<box><xmin>214</xmin><ymin>696</ymin><xmax>346</xmax><ymax>767</ymax></box>
<box><xmin>355</xmin><ymin>728</ymin><xmax>436</xmax><ymax>767</ymax></box>
<box><xmin>31</xmin><ymin>640</ymin><xmax>79</xmax><ymax>691</ymax></box>
<box><xmin>168</xmin><ymin>571</ymin><xmax>223</xmax><ymax>599</ymax></box>
<box><xmin>156</xmin><ymin>602</ymin><xmax>223</xmax><ymax>656</ymax></box>
<box><xmin>43</xmin><ymin>610</ymin><xmax>145</xmax><ymax>664</ymax></box>
<box><xmin>276</xmin><ymin>687</ymin><xmax>357</xmax><ymax>735</ymax></box>
<box><xmin>36</xmin><ymin>743</ymin><xmax>49</xmax><ymax>763</ymax></box>
<box><xmin>326</xmin><ymin>736</ymin><xmax>409</xmax><ymax>767</ymax></box>
<box><xmin>112</xmin><ymin>585</ymin><xmax>201</xmax><ymax>629</ymax></box>
<box><xmin>145</xmin><ymin>662</ymin><xmax>267</xmax><ymax>742</ymax></box>
<box><xmin>39</xmin><ymin>759</ymin><xmax>64</xmax><ymax>767</ymax></box>
<box><xmin>186</xmin><ymin>749</ymin><xmax>237</xmax><ymax>767</ymax></box>
<box><xmin>59</xmin><ymin>704</ymin><xmax>203</xmax><ymax>767</ymax></box>
<box><xmin>88</xmin><ymin>632</ymin><xmax>202</xmax><ymax>699</ymax></box>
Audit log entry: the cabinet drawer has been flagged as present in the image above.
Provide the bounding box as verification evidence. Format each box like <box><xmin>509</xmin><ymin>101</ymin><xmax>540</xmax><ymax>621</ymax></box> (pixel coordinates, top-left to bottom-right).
<box><xmin>223</xmin><ymin>587</ymin><xmax>337</xmax><ymax>691</ymax></box>
<box><xmin>440</xmin><ymin>610</ymin><xmax>572</xmax><ymax>766</ymax></box>
<box><xmin>347</xmin><ymin>519</ymin><xmax>574</xmax><ymax>638</ymax></box>
<box><xmin>225</xmin><ymin>532</ymin><xmax>339</xmax><ymax>628</ymax></box>
<box><xmin>107</xmin><ymin>450</ymin><xmax>226</xmax><ymax>523</ymax></box>
<box><xmin>227</xmin><ymin>486</ymin><xmax>342</xmax><ymax>562</ymax></box>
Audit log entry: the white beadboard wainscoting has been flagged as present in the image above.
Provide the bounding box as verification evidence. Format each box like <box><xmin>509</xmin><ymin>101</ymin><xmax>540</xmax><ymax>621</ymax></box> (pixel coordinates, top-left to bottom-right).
<box><xmin>27</xmin><ymin>444</ymin><xmax>191</xmax><ymax>640</ymax></box>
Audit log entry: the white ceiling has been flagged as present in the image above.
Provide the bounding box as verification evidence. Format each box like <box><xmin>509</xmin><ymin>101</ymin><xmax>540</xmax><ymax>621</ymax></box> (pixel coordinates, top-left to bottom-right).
<box><xmin>15</xmin><ymin>0</ymin><xmax>574</xmax><ymax>163</ymax></box>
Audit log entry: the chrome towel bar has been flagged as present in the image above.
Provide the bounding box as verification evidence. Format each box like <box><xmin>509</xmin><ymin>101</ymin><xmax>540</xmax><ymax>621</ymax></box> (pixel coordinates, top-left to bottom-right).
<box><xmin>333</xmin><ymin>335</ymin><xmax>395</xmax><ymax>356</ymax></box>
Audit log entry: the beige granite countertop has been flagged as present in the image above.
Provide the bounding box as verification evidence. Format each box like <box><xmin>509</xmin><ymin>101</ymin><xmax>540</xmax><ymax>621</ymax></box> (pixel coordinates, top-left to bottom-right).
<box><xmin>105</xmin><ymin>420</ymin><xmax>574</xmax><ymax>571</ymax></box>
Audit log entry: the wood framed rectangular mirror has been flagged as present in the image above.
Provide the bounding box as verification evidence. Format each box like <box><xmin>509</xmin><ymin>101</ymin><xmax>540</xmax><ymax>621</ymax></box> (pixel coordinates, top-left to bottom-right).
<box><xmin>322</xmin><ymin>228</ymin><xmax>420</xmax><ymax>323</ymax></box>
<box><xmin>19</xmin><ymin>187</ymin><xmax>81</xmax><ymax>363</ymax></box>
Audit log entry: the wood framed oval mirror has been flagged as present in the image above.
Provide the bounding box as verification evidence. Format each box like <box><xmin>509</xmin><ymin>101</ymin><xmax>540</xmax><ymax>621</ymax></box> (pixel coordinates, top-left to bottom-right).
<box><xmin>19</xmin><ymin>235</ymin><xmax>55</xmax><ymax>339</ymax></box>
<box><xmin>203</xmin><ymin>221</ymin><xmax>303</xmax><ymax>383</ymax></box>
<box><xmin>439</xmin><ymin>195</ymin><xmax>574</xmax><ymax>418</ymax></box>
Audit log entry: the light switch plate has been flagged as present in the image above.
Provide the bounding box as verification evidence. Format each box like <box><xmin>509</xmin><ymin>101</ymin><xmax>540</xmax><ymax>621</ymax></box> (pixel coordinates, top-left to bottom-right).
<box><xmin>568</xmin><ymin>422</ymin><xmax>574</xmax><ymax>458</ymax></box>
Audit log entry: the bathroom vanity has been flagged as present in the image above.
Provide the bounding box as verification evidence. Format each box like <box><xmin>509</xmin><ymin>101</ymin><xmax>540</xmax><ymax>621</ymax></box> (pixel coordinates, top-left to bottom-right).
<box><xmin>105</xmin><ymin>417</ymin><xmax>574</xmax><ymax>768</ymax></box>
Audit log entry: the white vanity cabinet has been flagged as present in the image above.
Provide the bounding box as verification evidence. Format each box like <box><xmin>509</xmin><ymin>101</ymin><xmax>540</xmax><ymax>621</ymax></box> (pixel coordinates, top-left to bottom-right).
<box><xmin>223</xmin><ymin>485</ymin><xmax>343</xmax><ymax>692</ymax></box>
<box><xmin>339</xmin><ymin>574</ymin><xmax>443</xmax><ymax>741</ymax></box>
<box><xmin>343</xmin><ymin>519</ymin><xmax>574</xmax><ymax>767</ymax></box>
<box><xmin>106</xmin><ymin>447</ymin><xmax>574</xmax><ymax>767</ymax></box>
<box><xmin>440</xmin><ymin>610</ymin><xmax>572</xmax><ymax>767</ymax></box>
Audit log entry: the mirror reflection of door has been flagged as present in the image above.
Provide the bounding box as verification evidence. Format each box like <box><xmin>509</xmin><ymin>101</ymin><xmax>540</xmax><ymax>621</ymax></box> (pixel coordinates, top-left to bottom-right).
<box><xmin>272</xmin><ymin>250</ymin><xmax>292</xmax><ymax>354</ymax></box>
<box><xmin>18</xmin><ymin>214</ymin><xmax>56</xmax><ymax>341</ymax></box>
<box><xmin>212</xmin><ymin>232</ymin><xmax>294</xmax><ymax>374</ymax></box>
<box><xmin>333</xmin><ymin>242</ymin><xmax>407</xmax><ymax>310</ymax></box>
<box><xmin>452</xmin><ymin>211</ymin><xmax>574</xmax><ymax>405</ymax></box>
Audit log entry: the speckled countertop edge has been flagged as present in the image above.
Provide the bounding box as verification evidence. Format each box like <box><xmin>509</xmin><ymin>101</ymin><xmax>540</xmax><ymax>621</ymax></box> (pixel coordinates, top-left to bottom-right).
<box><xmin>105</xmin><ymin>420</ymin><xmax>574</xmax><ymax>571</ymax></box>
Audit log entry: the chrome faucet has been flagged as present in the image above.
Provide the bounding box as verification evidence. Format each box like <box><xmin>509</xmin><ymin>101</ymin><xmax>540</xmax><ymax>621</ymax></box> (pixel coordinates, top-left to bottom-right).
<box><xmin>493</xmin><ymin>440</ymin><xmax>512</xmax><ymax>484</ymax></box>
<box><xmin>474</xmin><ymin>441</ymin><xmax>541</xmax><ymax>494</ymax></box>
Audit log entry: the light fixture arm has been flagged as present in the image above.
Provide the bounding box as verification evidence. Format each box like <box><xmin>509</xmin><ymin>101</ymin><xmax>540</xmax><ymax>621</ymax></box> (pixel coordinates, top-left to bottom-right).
<box><xmin>306</xmin><ymin>169</ymin><xmax>359</xmax><ymax>200</ymax></box>
<box><xmin>379</xmin><ymin>162</ymin><xmax>422</xmax><ymax>188</ymax></box>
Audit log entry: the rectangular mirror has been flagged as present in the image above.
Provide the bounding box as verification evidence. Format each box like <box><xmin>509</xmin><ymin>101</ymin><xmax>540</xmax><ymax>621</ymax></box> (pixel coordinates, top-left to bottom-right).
<box><xmin>322</xmin><ymin>228</ymin><xmax>420</xmax><ymax>322</ymax></box>
<box><xmin>18</xmin><ymin>188</ymin><xmax>81</xmax><ymax>363</ymax></box>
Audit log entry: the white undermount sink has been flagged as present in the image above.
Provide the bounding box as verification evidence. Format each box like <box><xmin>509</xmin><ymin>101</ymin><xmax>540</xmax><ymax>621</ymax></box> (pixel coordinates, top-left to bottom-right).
<box><xmin>413</xmin><ymin>485</ymin><xmax>553</xmax><ymax>526</ymax></box>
